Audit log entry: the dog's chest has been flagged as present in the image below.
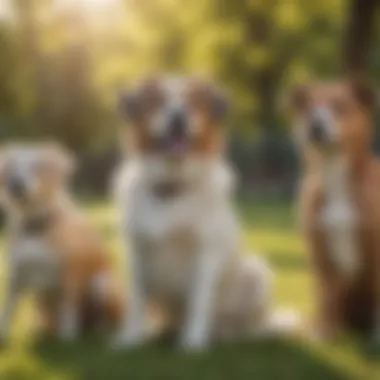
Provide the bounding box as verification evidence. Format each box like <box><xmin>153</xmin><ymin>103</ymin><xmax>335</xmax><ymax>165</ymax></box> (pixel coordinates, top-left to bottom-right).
<box><xmin>138</xmin><ymin>197</ymin><xmax>199</xmax><ymax>297</ymax></box>
<box><xmin>318</xmin><ymin>159</ymin><xmax>359</xmax><ymax>276</ymax></box>
<box><xmin>11</xmin><ymin>236</ymin><xmax>62</xmax><ymax>293</ymax></box>
<box><xmin>135</xmin><ymin>191</ymin><xmax>199</xmax><ymax>242</ymax></box>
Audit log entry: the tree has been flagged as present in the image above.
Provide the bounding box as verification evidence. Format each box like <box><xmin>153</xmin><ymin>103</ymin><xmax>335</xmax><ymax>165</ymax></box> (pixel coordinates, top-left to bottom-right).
<box><xmin>343</xmin><ymin>0</ymin><xmax>380</xmax><ymax>75</ymax></box>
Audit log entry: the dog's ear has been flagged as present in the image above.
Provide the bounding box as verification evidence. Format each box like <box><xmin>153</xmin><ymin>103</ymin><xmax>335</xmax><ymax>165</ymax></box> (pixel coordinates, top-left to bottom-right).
<box><xmin>118</xmin><ymin>77</ymin><xmax>162</xmax><ymax>123</ymax></box>
<box><xmin>349</xmin><ymin>78</ymin><xmax>378</xmax><ymax>110</ymax></box>
<box><xmin>188</xmin><ymin>79</ymin><xmax>230</xmax><ymax>123</ymax></box>
<box><xmin>43</xmin><ymin>142</ymin><xmax>76</xmax><ymax>179</ymax></box>
<box><xmin>286</xmin><ymin>85</ymin><xmax>310</xmax><ymax>113</ymax></box>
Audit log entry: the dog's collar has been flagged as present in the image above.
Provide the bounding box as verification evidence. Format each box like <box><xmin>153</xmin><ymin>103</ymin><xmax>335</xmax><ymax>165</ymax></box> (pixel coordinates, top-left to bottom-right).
<box><xmin>151</xmin><ymin>181</ymin><xmax>185</xmax><ymax>200</ymax></box>
<box><xmin>20</xmin><ymin>211</ymin><xmax>58</xmax><ymax>235</ymax></box>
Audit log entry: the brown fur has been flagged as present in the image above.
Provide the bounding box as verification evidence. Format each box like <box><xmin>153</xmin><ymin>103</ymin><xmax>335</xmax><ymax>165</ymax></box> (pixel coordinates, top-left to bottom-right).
<box><xmin>119</xmin><ymin>77</ymin><xmax>226</xmax><ymax>157</ymax></box>
<box><xmin>0</xmin><ymin>143</ymin><xmax>124</xmax><ymax>336</ymax></box>
<box><xmin>41</xmin><ymin>207</ymin><xmax>124</xmax><ymax>333</ymax></box>
<box><xmin>293</xmin><ymin>80</ymin><xmax>380</xmax><ymax>337</ymax></box>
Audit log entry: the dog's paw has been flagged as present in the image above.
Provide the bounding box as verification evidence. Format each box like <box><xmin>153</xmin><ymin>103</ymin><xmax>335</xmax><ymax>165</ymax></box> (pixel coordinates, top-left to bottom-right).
<box><xmin>58</xmin><ymin>328</ymin><xmax>76</xmax><ymax>343</ymax></box>
<box><xmin>111</xmin><ymin>329</ymin><xmax>144</xmax><ymax>350</ymax></box>
<box><xmin>58</xmin><ymin>307</ymin><xmax>78</xmax><ymax>343</ymax></box>
<box><xmin>179</xmin><ymin>331</ymin><xmax>209</xmax><ymax>352</ymax></box>
<box><xmin>58</xmin><ymin>320</ymin><xmax>77</xmax><ymax>343</ymax></box>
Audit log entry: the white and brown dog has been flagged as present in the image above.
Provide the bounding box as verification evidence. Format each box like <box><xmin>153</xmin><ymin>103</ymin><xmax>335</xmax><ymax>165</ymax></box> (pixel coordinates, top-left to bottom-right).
<box><xmin>0</xmin><ymin>143</ymin><xmax>123</xmax><ymax>343</ymax></box>
<box><xmin>113</xmin><ymin>77</ymin><xmax>293</xmax><ymax>350</ymax></box>
<box><xmin>289</xmin><ymin>79</ymin><xmax>380</xmax><ymax>341</ymax></box>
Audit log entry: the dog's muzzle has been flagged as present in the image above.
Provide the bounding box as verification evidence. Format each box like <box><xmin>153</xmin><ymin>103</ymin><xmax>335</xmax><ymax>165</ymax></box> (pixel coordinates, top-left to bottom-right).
<box><xmin>307</xmin><ymin>109</ymin><xmax>335</xmax><ymax>147</ymax></box>
<box><xmin>162</xmin><ymin>109</ymin><xmax>190</xmax><ymax>156</ymax></box>
<box><xmin>308</xmin><ymin>117</ymin><xmax>327</xmax><ymax>144</ymax></box>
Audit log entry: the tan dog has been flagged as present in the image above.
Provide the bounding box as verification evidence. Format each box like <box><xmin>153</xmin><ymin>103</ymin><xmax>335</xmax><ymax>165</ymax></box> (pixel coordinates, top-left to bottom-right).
<box><xmin>113</xmin><ymin>77</ymin><xmax>297</xmax><ymax>350</ymax></box>
<box><xmin>0</xmin><ymin>143</ymin><xmax>123</xmax><ymax>342</ymax></box>
<box><xmin>289</xmin><ymin>79</ymin><xmax>380</xmax><ymax>340</ymax></box>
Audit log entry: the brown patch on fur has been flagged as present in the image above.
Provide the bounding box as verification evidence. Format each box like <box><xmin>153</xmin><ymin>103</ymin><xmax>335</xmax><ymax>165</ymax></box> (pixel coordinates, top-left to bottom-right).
<box><xmin>184</xmin><ymin>78</ymin><xmax>227</xmax><ymax>156</ymax></box>
<box><xmin>295</xmin><ymin>79</ymin><xmax>380</xmax><ymax>337</ymax></box>
<box><xmin>118</xmin><ymin>77</ymin><xmax>227</xmax><ymax>157</ymax></box>
<box><xmin>37</xmin><ymin>208</ymin><xmax>125</xmax><ymax>334</ymax></box>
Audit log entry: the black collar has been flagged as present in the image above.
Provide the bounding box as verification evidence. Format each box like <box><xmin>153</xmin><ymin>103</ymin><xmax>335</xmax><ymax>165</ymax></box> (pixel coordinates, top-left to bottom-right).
<box><xmin>151</xmin><ymin>181</ymin><xmax>185</xmax><ymax>200</ymax></box>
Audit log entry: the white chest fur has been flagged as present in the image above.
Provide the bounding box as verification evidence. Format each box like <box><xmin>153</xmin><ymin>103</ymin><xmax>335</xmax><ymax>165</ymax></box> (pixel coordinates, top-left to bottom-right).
<box><xmin>135</xmin><ymin>193</ymin><xmax>202</xmax><ymax>298</ymax></box>
<box><xmin>120</xmin><ymin>160</ymin><xmax>239</xmax><ymax>302</ymax></box>
<box><xmin>11</xmin><ymin>236</ymin><xmax>62</xmax><ymax>294</ymax></box>
<box><xmin>319</xmin><ymin>157</ymin><xmax>359</xmax><ymax>277</ymax></box>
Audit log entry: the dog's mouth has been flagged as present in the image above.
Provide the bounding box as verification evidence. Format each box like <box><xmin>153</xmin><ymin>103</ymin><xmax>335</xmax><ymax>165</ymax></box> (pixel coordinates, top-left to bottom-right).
<box><xmin>165</xmin><ymin>134</ymin><xmax>190</xmax><ymax>156</ymax></box>
<box><xmin>153</xmin><ymin>126</ymin><xmax>192</xmax><ymax>158</ymax></box>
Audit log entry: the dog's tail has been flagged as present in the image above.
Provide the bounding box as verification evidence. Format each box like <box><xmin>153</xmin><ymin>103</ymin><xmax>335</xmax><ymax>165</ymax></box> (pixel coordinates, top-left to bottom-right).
<box><xmin>266</xmin><ymin>308</ymin><xmax>302</xmax><ymax>337</ymax></box>
<box><xmin>253</xmin><ymin>308</ymin><xmax>303</xmax><ymax>339</ymax></box>
<box><xmin>240</xmin><ymin>254</ymin><xmax>303</xmax><ymax>339</ymax></box>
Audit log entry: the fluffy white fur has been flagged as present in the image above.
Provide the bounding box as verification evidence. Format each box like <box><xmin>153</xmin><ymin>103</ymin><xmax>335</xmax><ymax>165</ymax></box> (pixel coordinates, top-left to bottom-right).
<box><xmin>114</xmin><ymin>156</ymin><xmax>276</xmax><ymax>350</ymax></box>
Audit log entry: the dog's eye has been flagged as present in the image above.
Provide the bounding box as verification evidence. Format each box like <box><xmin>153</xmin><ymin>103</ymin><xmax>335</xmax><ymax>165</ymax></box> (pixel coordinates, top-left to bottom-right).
<box><xmin>331</xmin><ymin>100</ymin><xmax>348</xmax><ymax>117</ymax></box>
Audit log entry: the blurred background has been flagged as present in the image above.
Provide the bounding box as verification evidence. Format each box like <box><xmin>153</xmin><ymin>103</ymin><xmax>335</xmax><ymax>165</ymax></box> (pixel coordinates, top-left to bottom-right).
<box><xmin>1</xmin><ymin>1</ymin><xmax>380</xmax><ymax>379</ymax></box>
<box><xmin>0</xmin><ymin>0</ymin><xmax>378</xmax><ymax>198</ymax></box>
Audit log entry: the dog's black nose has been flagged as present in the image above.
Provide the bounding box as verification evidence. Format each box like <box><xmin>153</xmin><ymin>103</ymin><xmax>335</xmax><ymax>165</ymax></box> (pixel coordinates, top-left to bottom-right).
<box><xmin>168</xmin><ymin>110</ymin><xmax>188</xmax><ymax>138</ymax></box>
<box><xmin>309</xmin><ymin>118</ymin><xmax>326</xmax><ymax>143</ymax></box>
<box><xmin>7</xmin><ymin>177</ymin><xmax>26</xmax><ymax>198</ymax></box>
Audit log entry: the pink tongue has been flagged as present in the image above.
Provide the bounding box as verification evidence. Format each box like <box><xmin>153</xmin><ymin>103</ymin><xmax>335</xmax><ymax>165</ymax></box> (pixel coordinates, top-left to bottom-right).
<box><xmin>169</xmin><ymin>140</ymin><xmax>187</xmax><ymax>155</ymax></box>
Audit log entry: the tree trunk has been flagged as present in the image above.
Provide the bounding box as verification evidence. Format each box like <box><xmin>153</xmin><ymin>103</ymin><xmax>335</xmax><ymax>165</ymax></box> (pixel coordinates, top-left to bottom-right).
<box><xmin>343</xmin><ymin>0</ymin><xmax>380</xmax><ymax>75</ymax></box>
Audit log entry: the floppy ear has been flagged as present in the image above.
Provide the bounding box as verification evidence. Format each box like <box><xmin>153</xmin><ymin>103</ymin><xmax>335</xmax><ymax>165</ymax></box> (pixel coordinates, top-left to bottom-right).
<box><xmin>118</xmin><ymin>77</ymin><xmax>162</xmax><ymax>122</ymax></box>
<box><xmin>349</xmin><ymin>78</ymin><xmax>378</xmax><ymax>110</ymax></box>
<box><xmin>286</xmin><ymin>85</ymin><xmax>310</xmax><ymax>113</ymax></box>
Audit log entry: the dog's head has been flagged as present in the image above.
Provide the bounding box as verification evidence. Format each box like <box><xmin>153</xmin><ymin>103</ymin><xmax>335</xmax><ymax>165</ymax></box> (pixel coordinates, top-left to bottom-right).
<box><xmin>118</xmin><ymin>76</ymin><xmax>228</xmax><ymax>160</ymax></box>
<box><xmin>0</xmin><ymin>142</ymin><xmax>75</xmax><ymax>210</ymax></box>
<box><xmin>288</xmin><ymin>79</ymin><xmax>377</xmax><ymax>157</ymax></box>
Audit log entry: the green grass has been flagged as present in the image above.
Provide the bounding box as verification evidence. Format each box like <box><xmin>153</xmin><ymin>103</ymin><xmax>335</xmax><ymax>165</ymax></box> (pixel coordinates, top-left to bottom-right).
<box><xmin>0</xmin><ymin>199</ymin><xmax>379</xmax><ymax>380</ymax></box>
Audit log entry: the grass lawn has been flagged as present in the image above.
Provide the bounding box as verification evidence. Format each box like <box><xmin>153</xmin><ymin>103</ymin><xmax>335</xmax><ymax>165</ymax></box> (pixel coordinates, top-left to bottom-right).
<box><xmin>0</xmin><ymin>198</ymin><xmax>379</xmax><ymax>379</ymax></box>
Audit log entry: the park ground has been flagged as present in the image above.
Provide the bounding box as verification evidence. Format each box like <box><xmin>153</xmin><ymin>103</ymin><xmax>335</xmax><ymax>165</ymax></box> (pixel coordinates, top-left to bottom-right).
<box><xmin>0</xmin><ymin>198</ymin><xmax>379</xmax><ymax>380</ymax></box>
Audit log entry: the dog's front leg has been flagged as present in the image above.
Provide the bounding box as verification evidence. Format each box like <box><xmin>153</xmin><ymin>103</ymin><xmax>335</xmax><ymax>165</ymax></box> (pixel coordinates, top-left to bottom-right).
<box><xmin>58</xmin><ymin>299</ymin><xmax>79</xmax><ymax>342</ymax></box>
<box><xmin>58</xmin><ymin>275</ymin><xmax>83</xmax><ymax>342</ymax></box>
<box><xmin>114</xmin><ymin>241</ymin><xmax>146</xmax><ymax>348</ymax></box>
<box><xmin>180</xmin><ymin>249</ymin><xmax>223</xmax><ymax>350</ymax></box>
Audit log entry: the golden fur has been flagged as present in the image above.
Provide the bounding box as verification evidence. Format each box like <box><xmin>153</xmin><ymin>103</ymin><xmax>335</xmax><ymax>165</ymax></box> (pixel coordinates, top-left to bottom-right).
<box><xmin>0</xmin><ymin>143</ymin><xmax>124</xmax><ymax>340</ymax></box>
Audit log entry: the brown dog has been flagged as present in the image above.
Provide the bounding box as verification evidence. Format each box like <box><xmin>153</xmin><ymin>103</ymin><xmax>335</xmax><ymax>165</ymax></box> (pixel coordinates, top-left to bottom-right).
<box><xmin>0</xmin><ymin>143</ymin><xmax>123</xmax><ymax>342</ymax></box>
<box><xmin>289</xmin><ymin>79</ymin><xmax>380</xmax><ymax>340</ymax></box>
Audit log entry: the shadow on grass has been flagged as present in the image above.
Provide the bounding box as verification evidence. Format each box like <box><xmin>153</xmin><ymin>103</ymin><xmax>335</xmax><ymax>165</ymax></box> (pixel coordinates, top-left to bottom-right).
<box><xmin>33</xmin><ymin>338</ymin><xmax>350</xmax><ymax>380</ymax></box>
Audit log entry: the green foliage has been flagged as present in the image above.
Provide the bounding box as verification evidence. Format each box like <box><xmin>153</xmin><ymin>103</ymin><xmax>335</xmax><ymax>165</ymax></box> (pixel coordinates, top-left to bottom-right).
<box><xmin>0</xmin><ymin>0</ymin><xmax>373</xmax><ymax>153</ymax></box>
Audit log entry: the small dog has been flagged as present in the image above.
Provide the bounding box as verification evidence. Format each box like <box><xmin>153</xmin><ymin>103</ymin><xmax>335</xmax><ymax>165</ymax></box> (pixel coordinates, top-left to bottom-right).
<box><xmin>113</xmin><ymin>76</ymin><xmax>292</xmax><ymax>350</ymax></box>
<box><xmin>289</xmin><ymin>79</ymin><xmax>380</xmax><ymax>340</ymax></box>
<box><xmin>0</xmin><ymin>143</ymin><xmax>123</xmax><ymax>342</ymax></box>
